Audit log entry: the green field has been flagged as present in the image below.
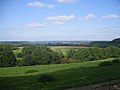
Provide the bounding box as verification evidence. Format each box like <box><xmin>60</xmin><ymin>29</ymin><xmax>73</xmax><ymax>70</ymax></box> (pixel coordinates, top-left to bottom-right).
<box><xmin>0</xmin><ymin>58</ymin><xmax>120</xmax><ymax>90</ymax></box>
<box><xmin>13</xmin><ymin>47</ymin><xmax>23</xmax><ymax>54</ymax></box>
<box><xmin>48</xmin><ymin>46</ymin><xmax>88</xmax><ymax>55</ymax></box>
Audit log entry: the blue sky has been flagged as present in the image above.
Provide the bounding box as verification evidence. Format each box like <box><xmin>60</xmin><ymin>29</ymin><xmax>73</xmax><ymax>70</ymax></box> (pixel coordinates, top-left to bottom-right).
<box><xmin>0</xmin><ymin>0</ymin><xmax>120</xmax><ymax>41</ymax></box>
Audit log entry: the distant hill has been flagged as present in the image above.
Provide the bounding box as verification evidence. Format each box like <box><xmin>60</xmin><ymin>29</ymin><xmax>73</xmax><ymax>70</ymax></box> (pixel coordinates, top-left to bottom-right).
<box><xmin>112</xmin><ymin>38</ymin><xmax>120</xmax><ymax>47</ymax></box>
<box><xmin>0</xmin><ymin>41</ymin><xmax>90</xmax><ymax>46</ymax></box>
<box><xmin>0</xmin><ymin>38</ymin><xmax>120</xmax><ymax>47</ymax></box>
<box><xmin>89</xmin><ymin>38</ymin><xmax>120</xmax><ymax>47</ymax></box>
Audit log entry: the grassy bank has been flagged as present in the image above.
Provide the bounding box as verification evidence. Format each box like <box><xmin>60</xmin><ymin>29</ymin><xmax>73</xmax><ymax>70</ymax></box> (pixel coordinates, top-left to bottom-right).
<box><xmin>0</xmin><ymin>58</ymin><xmax>120</xmax><ymax>90</ymax></box>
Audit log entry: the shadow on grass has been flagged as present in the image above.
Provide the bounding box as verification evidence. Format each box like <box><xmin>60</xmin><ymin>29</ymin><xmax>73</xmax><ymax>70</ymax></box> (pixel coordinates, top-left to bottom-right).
<box><xmin>0</xmin><ymin>63</ymin><xmax>120</xmax><ymax>90</ymax></box>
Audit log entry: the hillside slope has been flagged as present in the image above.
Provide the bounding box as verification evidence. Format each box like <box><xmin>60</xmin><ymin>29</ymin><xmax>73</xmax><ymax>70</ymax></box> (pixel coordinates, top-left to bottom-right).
<box><xmin>0</xmin><ymin>58</ymin><xmax>120</xmax><ymax>90</ymax></box>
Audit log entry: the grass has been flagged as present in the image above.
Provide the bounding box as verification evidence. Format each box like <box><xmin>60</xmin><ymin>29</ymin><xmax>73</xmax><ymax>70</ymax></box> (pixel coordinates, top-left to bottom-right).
<box><xmin>13</xmin><ymin>47</ymin><xmax>23</xmax><ymax>55</ymax></box>
<box><xmin>0</xmin><ymin>58</ymin><xmax>120</xmax><ymax>90</ymax></box>
<box><xmin>48</xmin><ymin>46</ymin><xmax>88</xmax><ymax>55</ymax></box>
<box><xmin>25</xmin><ymin>69</ymin><xmax>39</xmax><ymax>74</ymax></box>
<box><xmin>47</xmin><ymin>46</ymin><xmax>88</xmax><ymax>49</ymax></box>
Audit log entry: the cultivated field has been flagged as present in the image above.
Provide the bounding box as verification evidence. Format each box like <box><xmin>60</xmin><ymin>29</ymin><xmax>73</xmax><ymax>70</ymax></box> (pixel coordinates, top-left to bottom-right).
<box><xmin>0</xmin><ymin>58</ymin><xmax>120</xmax><ymax>90</ymax></box>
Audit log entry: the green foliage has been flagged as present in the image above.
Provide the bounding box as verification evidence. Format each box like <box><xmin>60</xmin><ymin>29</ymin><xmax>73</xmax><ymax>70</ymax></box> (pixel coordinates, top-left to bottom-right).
<box><xmin>37</xmin><ymin>74</ymin><xmax>55</xmax><ymax>83</ymax></box>
<box><xmin>112</xmin><ymin>38</ymin><xmax>120</xmax><ymax>47</ymax></box>
<box><xmin>112</xmin><ymin>58</ymin><xmax>120</xmax><ymax>63</ymax></box>
<box><xmin>16</xmin><ymin>58</ymin><xmax>23</xmax><ymax>66</ymax></box>
<box><xmin>22</xmin><ymin>45</ymin><xmax>64</xmax><ymax>66</ymax></box>
<box><xmin>107</xmin><ymin>46</ymin><xmax>120</xmax><ymax>58</ymax></box>
<box><xmin>89</xmin><ymin>38</ymin><xmax>120</xmax><ymax>47</ymax></box>
<box><xmin>99</xmin><ymin>58</ymin><xmax>120</xmax><ymax>66</ymax></box>
<box><xmin>67</xmin><ymin>46</ymin><xmax>120</xmax><ymax>62</ymax></box>
<box><xmin>0</xmin><ymin>44</ymin><xmax>16</xmax><ymax>67</ymax></box>
<box><xmin>67</xmin><ymin>49</ymin><xmax>76</xmax><ymax>59</ymax></box>
<box><xmin>25</xmin><ymin>69</ymin><xmax>38</xmax><ymax>74</ymax></box>
<box><xmin>16</xmin><ymin>53</ymin><xmax>22</xmax><ymax>58</ymax></box>
<box><xmin>22</xmin><ymin>46</ymin><xmax>36</xmax><ymax>66</ymax></box>
<box><xmin>99</xmin><ymin>61</ymin><xmax>113</xmax><ymax>66</ymax></box>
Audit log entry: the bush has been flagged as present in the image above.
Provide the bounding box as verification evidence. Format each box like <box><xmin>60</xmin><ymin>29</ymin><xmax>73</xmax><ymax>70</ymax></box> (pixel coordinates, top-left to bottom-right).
<box><xmin>67</xmin><ymin>59</ymin><xmax>80</xmax><ymax>63</ymax></box>
<box><xmin>99</xmin><ymin>61</ymin><xmax>112</xmax><ymax>66</ymax></box>
<box><xmin>25</xmin><ymin>69</ymin><xmax>38</xmax><ymax>74</ymax></box>
<box><xmin>16</xmin><ymin>58</ymin><xmax>23</xmax><ymax>66</ymax></box>
<box><xmin>37</xmin><ymin>74</ymin><xmax>55</xmax><ymax>83</ymax></box>
<box><xmin>112</xmin><ymin>59</ymin><xmax>120</xmax><ymax>63</ymax></box>
<box><xmin>16</xmin><ymin>53</ymin><xmax>22</xmax><ymax>58</ymax></box>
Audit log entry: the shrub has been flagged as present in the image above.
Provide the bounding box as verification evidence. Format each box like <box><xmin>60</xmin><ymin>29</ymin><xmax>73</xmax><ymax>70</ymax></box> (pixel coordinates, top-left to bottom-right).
<box><xmin>112</xmin><ymin>59</ymin><xmax>120</xmax><ymax>64</ymax></box>
<box><xmin>25</xmin><ymin>69</ymin><xmax>38</xmax><ymax>74</ymax></box>
<box><xmin>16</xmin><ymin>58</ymin><xmax>23</xmax><ymax>66</ymax></box>
<box><xmin>67</xmin><ymin>59</ymin><xmax>80</xmax><ymax>63</ymax></box>
<box><xmin>16</xmin><ymin>53</ymin><xmax>22</xmax><ymax>58</ymax></box>
<box><xmin>37</xmin><ymin>74</ymin><xmax>55</xmax><ymax>83</ymax></box>
<box><xmin>99</xmin><ymin>61</ymin><xmax>112</xmax><ymax>66</ymax></box>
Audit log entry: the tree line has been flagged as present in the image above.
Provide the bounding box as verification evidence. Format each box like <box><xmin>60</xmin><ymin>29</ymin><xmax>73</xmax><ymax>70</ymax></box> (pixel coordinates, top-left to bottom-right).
<box><xmin>0</xmin><ymin>44</ymin><xmax>120</xmax><ymax>67</ymax></box>
<box><xmin>67</xmin><ymin>46</ymin><xmax>120</xmax><ymax>62</ymax></box>
<box><xmin>0</xmin><ymin>45</ymin><xmax>64</xmax><ymax>67</ymax></box>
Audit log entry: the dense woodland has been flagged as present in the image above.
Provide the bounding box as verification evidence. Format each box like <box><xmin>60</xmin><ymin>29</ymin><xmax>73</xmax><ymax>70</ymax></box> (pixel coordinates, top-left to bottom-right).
<box><xmin>0</xmin><ymin>38</ymin><xmax>120</xmax><ymax>67</ymax></box>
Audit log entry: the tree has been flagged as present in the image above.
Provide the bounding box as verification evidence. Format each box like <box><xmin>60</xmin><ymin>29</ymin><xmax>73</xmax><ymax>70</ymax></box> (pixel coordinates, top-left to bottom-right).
<box><xmin>0</xmin><ymin>44</ymin><xmax>16</xmax><ymax>67</ymax></box>
<box><xmin>22</xmin><ymin>45</ymin><xmax>64</xmax><ymax>66</ymax></box>
<box><xmin>107</xmin><ymin>46</ymin><xmax>120</xmax><ymax>58</ymax></box>
<box><xmin>22</xmin><ymin>46</ymin><xmax>35</xmax><ymax>66</ymax></box>
<box><xmin>67</xmin><ymin>46</ymin><xmax>120</xmax><ymax>62</ymax></box>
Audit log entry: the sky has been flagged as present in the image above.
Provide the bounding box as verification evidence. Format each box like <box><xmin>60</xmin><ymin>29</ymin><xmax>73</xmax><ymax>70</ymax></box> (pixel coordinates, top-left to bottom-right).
<box><xmin>0</xmin><ymin>0</ymin><xmax>120</xmax><ymax>41</ymax></box>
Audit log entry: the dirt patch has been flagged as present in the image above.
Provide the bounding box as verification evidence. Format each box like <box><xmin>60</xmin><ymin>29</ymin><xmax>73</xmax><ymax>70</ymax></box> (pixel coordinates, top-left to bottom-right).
<box><xmin>65</xmin><ymin>80</ymin><xmax>120</xmax><ymax>90</ymax></box>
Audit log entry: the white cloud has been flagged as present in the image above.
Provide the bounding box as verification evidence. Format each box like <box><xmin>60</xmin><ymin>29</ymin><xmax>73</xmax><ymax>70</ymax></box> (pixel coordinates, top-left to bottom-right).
<box><xmin>52</xmin><ymin>22</ymin><xmax>64</xmax><ymax>24</ymax></box>
<box><xmin>102</xmin><ymin>14</ymin><xmax>119</xmax><ymax>19</ymax></box>
<box><xmin>24</xmin><ymin>22</ymin><xmax>45</xmax><ymax>28</ymax></box>
<box><xmin>46</xmin><ymin>15</ymin><xmax>75</xmax><ymax>21</ymax></box>
<box><xmin>101</xmin><ymin>25</ymin><xmax>112</xmax><ymax>29</ymax></box>
<box><xmin>84</xmin><ymin>14</ymin><xmax>96</xmax><ymax>20</ymax></box>
<box><xmin>57</xmin><ymin>0</ymin><xmax>79</xmax><ymax>3</ymax></box>
<box><xmin>27</xmin><ymin>1</ymin><xmax>54</xmax><ymax>8</ymax></box>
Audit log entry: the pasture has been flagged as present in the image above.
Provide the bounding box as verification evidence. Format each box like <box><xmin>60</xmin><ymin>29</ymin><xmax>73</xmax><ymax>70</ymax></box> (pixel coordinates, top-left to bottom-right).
<box><xmin>48</xmin><ymin>46</ymin><xmax>88</xmax><ymax>55</ymax></box>
<box><xmin>0</xmin><ymin>58</ymin><xmax>120</xmax><ymax>90</ymax></box>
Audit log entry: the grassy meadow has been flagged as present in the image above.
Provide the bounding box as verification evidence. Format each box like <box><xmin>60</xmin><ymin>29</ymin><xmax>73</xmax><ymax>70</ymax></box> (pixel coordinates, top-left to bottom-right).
<box><xmin>0</xmin><ymin>58</ymin><xmax>120</xmax><ymax>90</ymax></box>
<box><xmin>13</xmin><ymin>47</ymin><xmax>23</xmax><ymax>54</ymax></box>
<box><xmin>48</xmin><ymin>46</ymin><xmax>88</xmax><ymax>55</ymax></box>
